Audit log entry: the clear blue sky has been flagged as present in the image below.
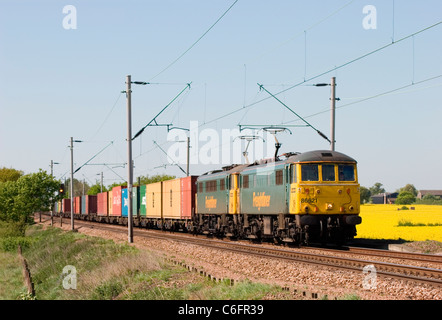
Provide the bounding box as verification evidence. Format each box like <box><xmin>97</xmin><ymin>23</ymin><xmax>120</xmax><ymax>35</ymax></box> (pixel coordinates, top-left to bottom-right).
<box><xmin>1</xmin><ymin>0</ymin><xmax>441</xmax><ymax>192</ymax></box>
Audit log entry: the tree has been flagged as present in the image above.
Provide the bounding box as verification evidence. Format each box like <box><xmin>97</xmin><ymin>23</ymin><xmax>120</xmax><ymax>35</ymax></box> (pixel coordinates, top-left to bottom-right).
<box><xmin>422</xmin><ymin>194</ymin><xmax>436</xmax><ymax>201</ymax></box>
<box><xmin>360</xmin><ymin>186</ymin><xmax>371</xmax><ymax>204</ymax></box>
<box><xmin>0</xmin><ymin>169</ymin><xmax>60</xmax><ymax>223</ymax></box>
<box><xmin>369</xmin><ymin>182</ymin><xmax>385</xmax><ymax>196</ymax></box>
<box><xmin>398</xmin><ymin>184</ymin><xmax>417</xmax><ymax>197</ymax></box>
<box><xmin>87</xmin><ymin>182</ymin><xmax>107</xmax><ymax>195</ymax></box>
<box><xmin>395</xmin><ymin>191</ymin><xmax>416</xmax><ymax>205</ymax></box>
<box><xmin>137</xmin><ymin>174</ymin><xmax>176</xmax><ymax>185</ymax></box>
<box><xmin>0</xmin><ymin>167</ymin><xmax>23</xmax><ymax>182</ymax></box>
<box><xmin>64</xmin><ymin>178</ymin><xmax>90</xmax><ymax>197</ymax></box>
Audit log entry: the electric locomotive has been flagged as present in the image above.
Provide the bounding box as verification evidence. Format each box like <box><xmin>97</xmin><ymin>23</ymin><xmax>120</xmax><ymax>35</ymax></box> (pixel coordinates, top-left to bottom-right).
<box><xmin>195</xmin><ymin>150</ymin><xmax>361</xmax><ymax>245</ymax></box>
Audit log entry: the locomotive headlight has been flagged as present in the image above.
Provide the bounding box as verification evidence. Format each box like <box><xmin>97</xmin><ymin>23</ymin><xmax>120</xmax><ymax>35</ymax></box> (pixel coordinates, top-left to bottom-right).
<box><xmin>326</xmin><ymin>203</ymin><xmax>333</xmax><ymax>210</ymax></box>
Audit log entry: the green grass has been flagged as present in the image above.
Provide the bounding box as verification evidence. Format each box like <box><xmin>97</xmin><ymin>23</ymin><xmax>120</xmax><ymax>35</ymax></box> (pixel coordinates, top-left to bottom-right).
<box><xmin>0</xmin><ymin>251</ymin><xmax>28</xmax><ymax>299</ymax></box>
<box><xmin>0</xmin><ymin>224</ymin><xmax>293</xmax><ymax>300</ymax></box>
<box><xmin>397</xmin><ymin>219</ymin><xmax>442</xmax><ymax>227</ymax></box>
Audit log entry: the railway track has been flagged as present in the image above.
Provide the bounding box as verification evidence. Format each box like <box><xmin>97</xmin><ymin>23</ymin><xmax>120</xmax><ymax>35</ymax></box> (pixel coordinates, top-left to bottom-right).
<box><xmin>38</xmin><ymin>214</ymin><xmax>442</xmax><ymax>288</ymax></box>
<box><xmin>306</xmin><ymin>245</ymin><xmax>442</xmax><ymax>265</ymax></box>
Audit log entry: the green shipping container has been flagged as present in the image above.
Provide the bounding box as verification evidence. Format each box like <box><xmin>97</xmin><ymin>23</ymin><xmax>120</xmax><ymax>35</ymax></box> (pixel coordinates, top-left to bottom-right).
<box><xmin>139</xmin><ymin>185</ymin><xmax>147</xmax><ymax>216</ymax></box>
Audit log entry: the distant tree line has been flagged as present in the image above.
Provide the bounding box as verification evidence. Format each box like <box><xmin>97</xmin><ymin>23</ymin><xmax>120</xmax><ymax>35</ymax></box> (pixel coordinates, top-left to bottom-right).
<box><xmin>360</xmin><ymin>182</ymin><xmax>442</xmax><ymax>205</ymax></box>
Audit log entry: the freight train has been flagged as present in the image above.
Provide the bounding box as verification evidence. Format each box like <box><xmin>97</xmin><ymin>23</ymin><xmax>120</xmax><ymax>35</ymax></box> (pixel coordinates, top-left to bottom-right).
<box><xmin>54</xmin><ymin>150</ymin><xmax>361</xmax><ymax>245</ymax></box>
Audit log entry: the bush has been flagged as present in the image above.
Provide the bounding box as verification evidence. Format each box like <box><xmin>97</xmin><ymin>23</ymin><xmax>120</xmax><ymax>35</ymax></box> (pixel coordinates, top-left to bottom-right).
<box><xmin>0</xmin><ymin>220</ymin><xmax>27</xmax><ymax>237</ymax></box>
<box><xmin>0</xmin><ymin>237</ymin><xmax>33</xmax><ymax>252</ymax></box>
<box><xmin>395</xmin><ymin>191</ymin><xmax>416</xmax><ymax>205</ymax></box>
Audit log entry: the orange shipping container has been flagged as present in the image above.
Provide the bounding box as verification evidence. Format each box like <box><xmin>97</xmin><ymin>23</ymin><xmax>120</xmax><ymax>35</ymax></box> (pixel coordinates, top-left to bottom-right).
<box><xmin>180</xmin><ymin>176</ymin><xmax>197</xmax><ymax>219</ymax></box>
<box><xmin>162</xmin><ymin>179</ymin><xmax>181</xmax><ymax>219</ymax></box>
<box><xmin>146</xmin><ymin>181</ymin><xmax>162</xmax><ymax>218</ymax></box>
<box><xmin>97</xmin><ymin>192</ymin><xmax>108</xmax><ymax>216</ymax></box>
<box><xmin>74</xmin><ymin>196</ymin><xmax>81</xmax><ymax>214</ymax></box>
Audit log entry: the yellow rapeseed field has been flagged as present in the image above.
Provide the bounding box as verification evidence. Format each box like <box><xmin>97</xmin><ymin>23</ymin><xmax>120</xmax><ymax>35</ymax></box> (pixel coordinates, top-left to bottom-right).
<box><xmin>356</xmin><ymin>204</ymin><xmax>442</xmax><ymax>242</ymax></box>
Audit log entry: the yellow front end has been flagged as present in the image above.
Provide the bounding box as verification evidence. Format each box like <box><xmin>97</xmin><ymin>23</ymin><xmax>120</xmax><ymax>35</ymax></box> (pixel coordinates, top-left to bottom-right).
<box><xmin>289</xmin><ymin>162</ymin><xmax>360</xmax><ymax>215</ymax></box>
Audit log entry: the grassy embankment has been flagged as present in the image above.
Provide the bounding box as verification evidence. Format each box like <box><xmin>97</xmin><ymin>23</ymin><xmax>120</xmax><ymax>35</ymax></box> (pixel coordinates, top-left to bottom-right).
<box><xmin>0</xmin><ymin>223</ymin><xmax>289</xmax><ymax>300</ymax></box>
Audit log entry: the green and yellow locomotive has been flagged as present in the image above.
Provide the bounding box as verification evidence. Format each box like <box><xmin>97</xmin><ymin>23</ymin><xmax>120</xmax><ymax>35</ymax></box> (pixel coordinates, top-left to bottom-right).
<box><xmin>195</xmin><ymin>150</ymin><xmax>361</xmax><ymax>245</ymax></box>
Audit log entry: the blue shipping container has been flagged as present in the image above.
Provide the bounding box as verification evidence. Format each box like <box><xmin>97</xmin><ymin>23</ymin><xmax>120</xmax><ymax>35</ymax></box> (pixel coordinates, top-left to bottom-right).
<box><xmin>81</xmin><ymin>196</ymin><xmax>87</xmax><ymax>214</ymax></box>
<box><xmin>122</xmin><ymin>188</ymin><xmax>129</xmax><ymax>217</ymax></box>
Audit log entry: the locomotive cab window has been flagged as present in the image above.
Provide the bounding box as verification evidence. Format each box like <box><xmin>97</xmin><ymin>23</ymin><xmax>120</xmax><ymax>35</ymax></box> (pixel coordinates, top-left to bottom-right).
<box><xmin>275</xmin><ymin>170</ymin><xmax>283</xmax><ymax>185</ymax></box>
<box><xmin>243</xmin><ymin>175</ymin><xmax>249</xmax><ymax>188</ymax></box>
<box><xmin>322</xmin><ymin>164</ymin><xmax>335</xmax><ymax>181</ymax></box>
<box><xmin>301</xmin><ymin>164</ymin><xmax>319</xmax><ymax>181</ymax></box>
<box><xmin>220</xmin><ymin>178</ymin><xmax>225</xmax><ymax>191</ymax></box>
<box><xmin>338</xmin><ymin>164</ymin><xmax>355</xmax><ymax>181</ymax></box>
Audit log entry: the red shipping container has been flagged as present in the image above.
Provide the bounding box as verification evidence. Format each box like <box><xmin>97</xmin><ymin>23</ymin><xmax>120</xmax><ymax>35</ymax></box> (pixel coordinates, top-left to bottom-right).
<box><xmin>62</xmin><ymin>198</ymin><xmax>71</xmax><ymax>213</ymax></box>
<box><xmin>180</xmin><ymin>176</ymin><xmax>198</xmax><ymax>219</ymax></box>
<box><xmin>85</xmin><ymin>195</ymin><xmax>97</xmax><ymax>214</ymax></box>
<box><xmin>97</xmin><ymin>192</ymin><xmax>108</xmax><ymax>216</ymax></box>
<box><xmin>74</xmin><ymin>196</ymin><xmax>81</xmax><ymax>214</ymax></box>
<box><xmin>111</xmin><ymin>186</ymin><xmax>124</xmax><ymax>216</ymax></box>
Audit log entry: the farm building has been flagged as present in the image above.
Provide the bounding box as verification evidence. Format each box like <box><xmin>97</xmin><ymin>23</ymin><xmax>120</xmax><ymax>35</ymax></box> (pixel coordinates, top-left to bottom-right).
<box><xmin>417</xmin><ymin>190</ymin><xmax>442</xmax><ymax>199</ymax></box>
<box><xmin>371</xmin><ymin>192</ymin><xmax>398</xmax><ymax>204</ymax></box>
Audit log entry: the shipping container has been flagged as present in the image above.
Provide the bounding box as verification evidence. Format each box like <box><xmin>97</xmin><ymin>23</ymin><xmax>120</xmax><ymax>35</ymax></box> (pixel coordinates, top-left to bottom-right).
<box><xmin>162</xmin><ymin>178</ymin><xmax>181</xmax><ymax>219</ymax></box>
<box><xmin>97</xmin><ymin>192</ymin><xmax>108</xmax><ymax>216</ymax></box>
<box><xmin>85</xmin><ymin>195</ymin><xmax>97</xmax><ymax>214</ymax></box>
<box><xmin>146</xmin><ymin>181</ymin><xmax>162</xmax><ymax>218</ymax></box>
<box><xmin>74</xmin><ymin>196</ymin><xmax>82</xmax><ymax>214</ymax></box>
<box><xmin>55</xmin><ymin>200</ymin><xmax>62</xmax><ymax>213</ymax></box>
<box><xmin>111</xmin><ymin>186</ymin><xmax>123</xmax><ymax>216</ymax></box>
<box><xmin>139</xmin><ymin>185</ymin><xmax>147</xmax><ymax>216</ymax></box>
<box><xmin>81</xmin><ymin>196</ymin><xmax>86</xmax><ymax>214</ymax></box>
<box><xmin>122</xmin><ymin>188</ymin><xmax>129</xmax><ymax>217</ymax></box>
<box><xmin>108</xmin><ymin>190</ymin><xmax>113</xmax><ymax>216</ymax></box>
<box><xmin>62</xmin><ymin>198</ymin><xmax>71</xmax><ymax>213</ymax></box>
<box><xmin>180</xmin><ymin>176</ymin><xmax>198</xmax><ymax>219</ymax></box>
<box><xmin>132</xmin><ymin>186</ymin><xmax>140</xmax><ymax>217</ymax></box>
